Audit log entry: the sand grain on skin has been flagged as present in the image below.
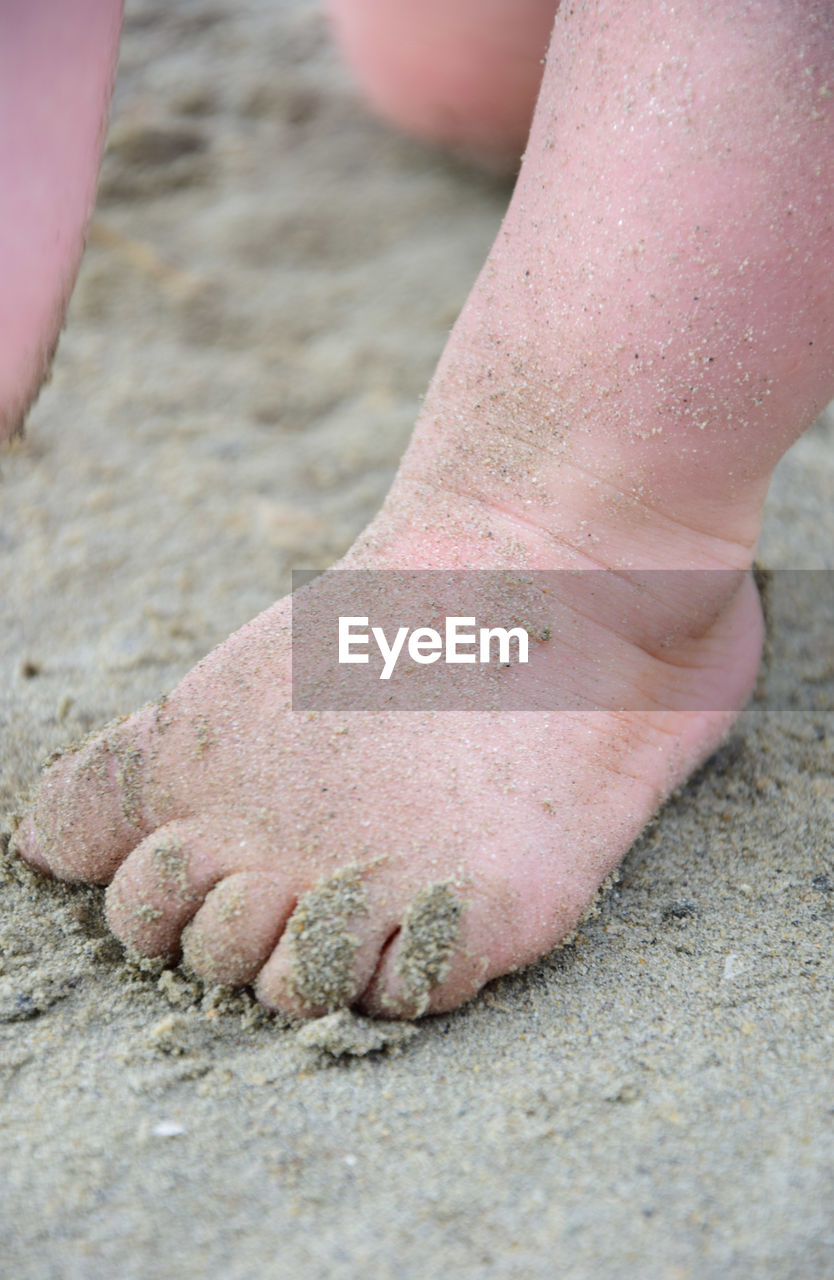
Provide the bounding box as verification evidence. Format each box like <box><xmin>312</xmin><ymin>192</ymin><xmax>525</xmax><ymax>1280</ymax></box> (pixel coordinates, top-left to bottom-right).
<box><xmin>287</xmin><ymin>864</ymin><xmax>369</xmax><ymax>1009</ymax></box>
<box><xmin>0</xmin><ymin>1</ymin><xmax>832</xmax><ymax>1275</ymax></box>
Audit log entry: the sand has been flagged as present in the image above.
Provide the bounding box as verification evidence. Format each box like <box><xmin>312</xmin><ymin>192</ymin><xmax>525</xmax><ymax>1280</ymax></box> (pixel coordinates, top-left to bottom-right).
<box><xmin>1</xmin><ymin>1</ymin><xmax>833</xmax><ymax>1276</ymax></box>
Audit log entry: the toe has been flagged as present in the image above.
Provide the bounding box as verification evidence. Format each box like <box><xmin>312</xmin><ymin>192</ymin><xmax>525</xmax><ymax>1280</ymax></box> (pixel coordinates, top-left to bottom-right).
<box><xmin>254</xmin><ymin>863</ymin><xmax>398</xmax><ymax>1018</ymax></box>
<box><xmin>105</xmin><ymin>817</ymin><xmax>230</xmax><ymax>960</ymax></box>
<box><xmin>358</xmin><ymin>881</ymin><xmax>499</xmax><ymax>1019</ymax></box>
<box><xmin>10</xmin><ymin>814</ymin><xmax>52</xmax><ymax>875</ymax></box>
<box><xmin>10</xmin><ymin>706</ymin><xmax>159</xmax><ymax>883</ymax></box>
<box><xmin>358</xmin><ymin>868</ymin><xmax>583</xmax><ymax>1018</ymax></box>
<box><xmin>181</xmin><ymin>871</ymin><xmax>295</xmax><ymax>987</ymax></box>
<box><xmin>360</xmin><ymin>927</ymin><xmax>489</xmax><ymax>1018</ymax></box>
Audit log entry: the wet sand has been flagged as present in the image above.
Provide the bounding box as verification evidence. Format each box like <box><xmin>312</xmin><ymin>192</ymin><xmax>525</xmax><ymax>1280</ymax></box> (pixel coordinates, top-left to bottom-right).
<box><xmin>1</xmin><ymin>2</ymin><xmax>833</xmax><ymax>1275</ymax></box>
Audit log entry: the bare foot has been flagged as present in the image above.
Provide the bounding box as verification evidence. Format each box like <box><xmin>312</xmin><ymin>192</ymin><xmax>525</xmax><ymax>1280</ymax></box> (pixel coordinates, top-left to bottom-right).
<box><xmin>9</xmin><ymin>491</ymin><xmax>763</xmax><ymax>1017</ymax></box>
<box><xmin>10</xmin><ymin>0</ymin><xmax>834</xmax><ymax>1018</ymax></box>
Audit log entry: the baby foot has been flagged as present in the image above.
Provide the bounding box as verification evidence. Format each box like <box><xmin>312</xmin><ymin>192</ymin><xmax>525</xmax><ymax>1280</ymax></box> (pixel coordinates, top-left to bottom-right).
<box><xmin>11</xmin><ymin>483</ymin><xmax>763</xmax><ymax>1018</ymax></box>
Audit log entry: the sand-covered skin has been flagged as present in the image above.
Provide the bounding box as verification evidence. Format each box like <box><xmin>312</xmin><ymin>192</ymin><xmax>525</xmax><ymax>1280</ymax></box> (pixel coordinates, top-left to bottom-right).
<box><xmin>1</xmin><ymin>1</ymin><xmax>833</xmax><ymax>1275</ymax></box>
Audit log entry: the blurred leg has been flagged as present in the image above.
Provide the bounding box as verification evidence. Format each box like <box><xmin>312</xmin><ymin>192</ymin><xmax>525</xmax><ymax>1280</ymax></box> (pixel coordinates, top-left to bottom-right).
<box><xmin>0</xmin><ymin>0</ymin><xmax>123</xmax><ymax>442</ymax></box>
<box><xmin>327</xmin><ymin>0</ymin><xmax>558</xmax><ymax>164</ymax></box>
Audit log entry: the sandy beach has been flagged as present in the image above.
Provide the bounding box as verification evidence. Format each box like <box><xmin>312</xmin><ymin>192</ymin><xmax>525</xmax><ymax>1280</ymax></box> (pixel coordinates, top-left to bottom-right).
<box><xmin>2</xmin><ymin>2</ymin><xmax>833</xmax><ymax>1275</ymax></box>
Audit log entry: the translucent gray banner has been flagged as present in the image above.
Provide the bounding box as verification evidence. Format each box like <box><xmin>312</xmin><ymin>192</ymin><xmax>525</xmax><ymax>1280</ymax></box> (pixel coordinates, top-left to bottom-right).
<box><xmin>290</xmin><ymin>569</ymin><xmax>832</xmax><ymax>712</ymax></box>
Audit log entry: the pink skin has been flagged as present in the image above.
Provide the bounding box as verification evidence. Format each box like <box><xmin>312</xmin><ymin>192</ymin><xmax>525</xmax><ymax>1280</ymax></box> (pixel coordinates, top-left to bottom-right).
<box><xmin>8</xmin><ymin>0</ymin><xmax>834</xmax><ymax>1018</ymax></box>
<box><xmin>0</xmin><ymin>0</ymin><xmax>123</xmax><ymax>442</ymax></box>
<box><xmin>388</xmin><ymin>1</ymin><xmax>834</xmax><ymax>566</ymax></box>
<box><xmin>327</xmin><ymin>0</ymin><xmax>557</xmax><ymax>164</ymax></box>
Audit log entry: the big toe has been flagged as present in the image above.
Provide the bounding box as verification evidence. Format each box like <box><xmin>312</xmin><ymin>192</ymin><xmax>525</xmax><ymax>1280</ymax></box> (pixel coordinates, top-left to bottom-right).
<box><xmin>11</xmin><ymin>705</ymin><xmax>160</xmax><ymax>883</ymax></box>
<box><xmin>357</xmin><ymin>880</ymin><xmax>480</xmax><ymax>1018</ymax></box>
<box><xmin>358</xmin><ymin>877</ymin><xmax>543</xmax><ymax>1019</ymax></box>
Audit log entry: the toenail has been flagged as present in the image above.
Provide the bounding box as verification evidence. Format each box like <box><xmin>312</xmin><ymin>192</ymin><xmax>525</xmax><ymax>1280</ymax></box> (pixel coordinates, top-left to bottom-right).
<box><xmin>395</xmin><ymin>881</ymin><xmax>464</xmax><ymax>1010</ymax></box>
<box><xmin>286</xmin><ymin>864</ymin><xmax>368</xmax><ymax>1011</ymax></box>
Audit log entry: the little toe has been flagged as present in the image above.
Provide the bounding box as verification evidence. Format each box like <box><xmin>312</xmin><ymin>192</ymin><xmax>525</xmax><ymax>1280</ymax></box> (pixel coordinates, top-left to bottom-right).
<box><xmin>181</xmin><ymin>871</ymin><xmax>295</xmax><ymax>987</ymax></box>
<box><xmin>10</xmin><ymin>706</ymin><xmax>159</xmax><ymax>884</ymax></box>
<box><xmin>104</xmin><ymin>817</ymin><xmax>230</xmax><ymax>960</ymax></box>
<box><xmin>254</xmin><ymin>864</ymin><xmax>398</xmax><ymax>1018</ymax></box>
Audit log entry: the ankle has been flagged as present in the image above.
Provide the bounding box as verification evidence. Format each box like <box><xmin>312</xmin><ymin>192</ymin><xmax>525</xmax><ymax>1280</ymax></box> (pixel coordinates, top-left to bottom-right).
<box><xmin>389</xmin><ymin>413</ymin><xmax>763</xmax><ymax>576</ymax></box>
